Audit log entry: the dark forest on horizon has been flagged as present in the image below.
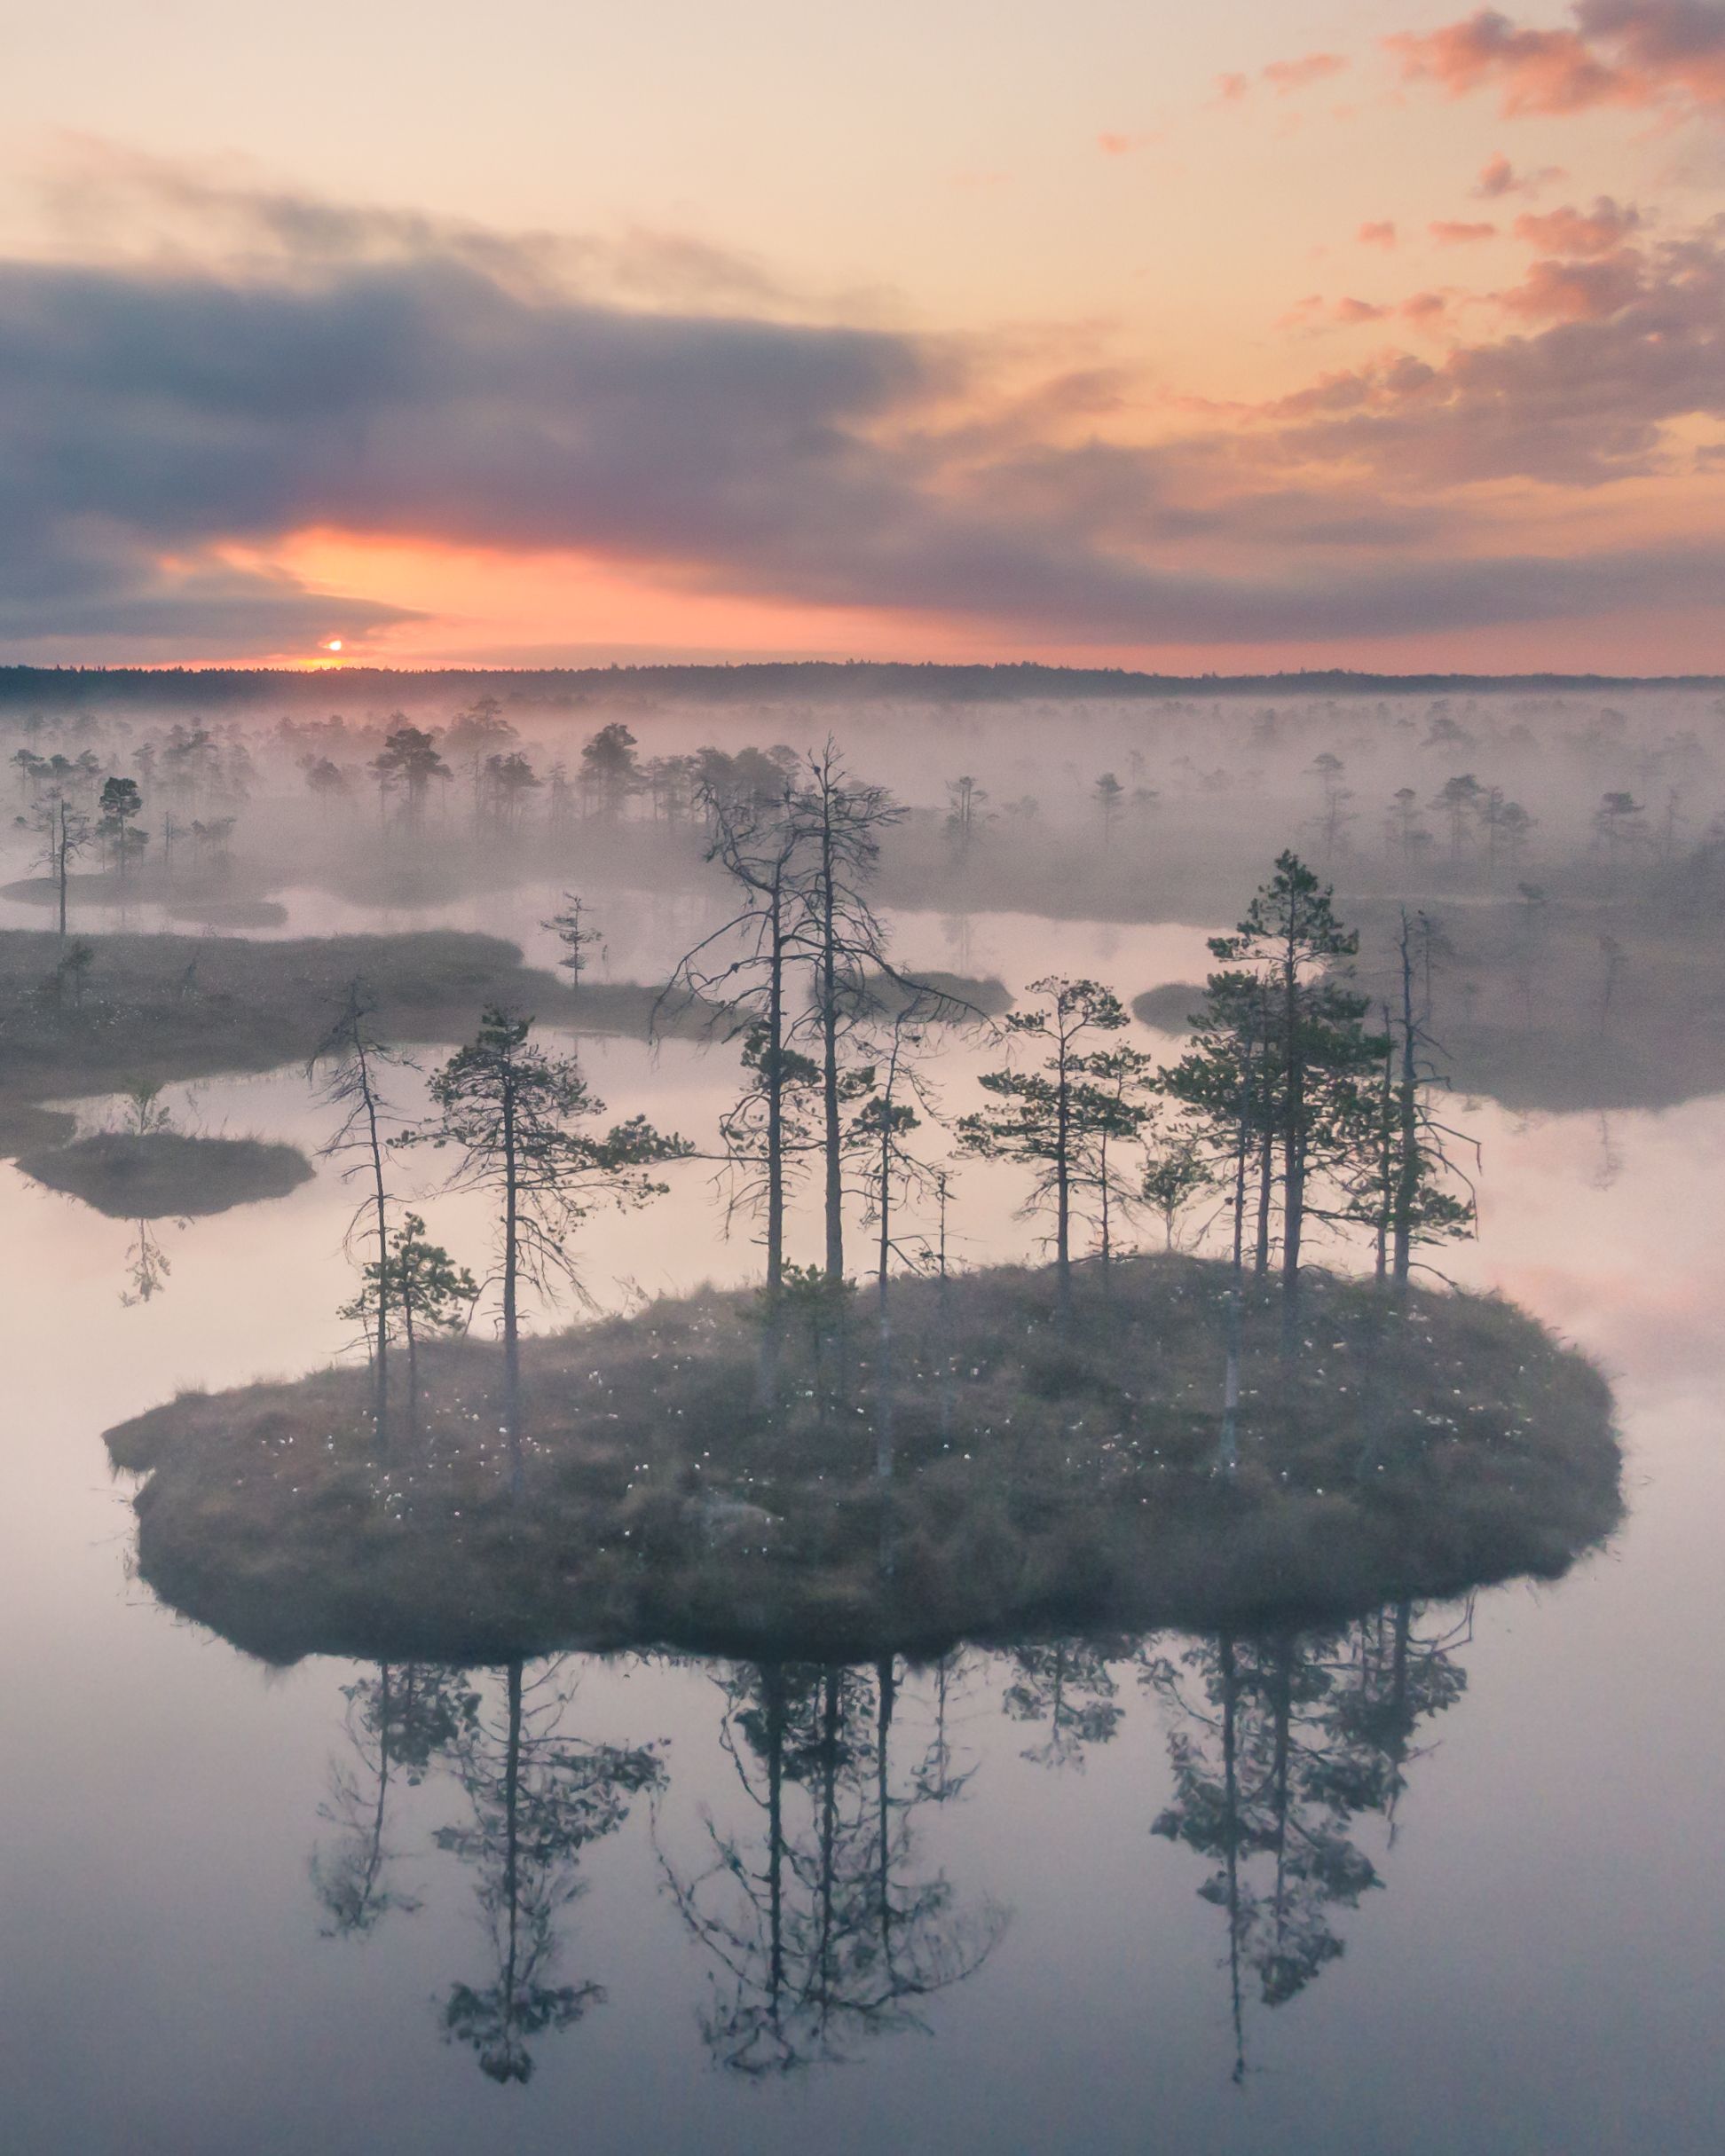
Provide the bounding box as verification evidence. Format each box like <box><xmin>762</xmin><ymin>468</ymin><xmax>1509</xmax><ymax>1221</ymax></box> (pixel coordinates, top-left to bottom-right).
<box><xmin>4</xmin><ymin>658</ymin><xmax>1723</xmax><ymax>715</ymax></box>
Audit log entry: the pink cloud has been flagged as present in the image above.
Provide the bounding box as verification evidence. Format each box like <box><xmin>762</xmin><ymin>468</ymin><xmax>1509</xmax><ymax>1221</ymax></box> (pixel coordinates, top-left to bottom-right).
<box><xmin>1430</xmin><ymin>218</ymin><xmax>1501</xmax><ymax>242</ymax></box>
<box><xmin>1261</xmin><ymin>223</ymin><xmax>1724</xmax><ymax>487</ymax></box>
<box><xmin>1359</xmin><ymin>219</ymin><xmax>1399</xmax><ymax>247</ymax></box>
<box><xmin>1387</xmin><ymin>4</ymin><xmax>1725</xmax><ymax>120</ymax></box>
<box><xmin>1335</xmin><ymin>295</ymin><xmax>1391</xmax><ymax>322</ymax></box>
<box><xmin>1400</xmin><ymin>289</ymin><xmax>1451</xmax><ymax>320</ymax></box>
<box><xmin>1513</xmin><ymin>195</ymin><xmax>1644</xmax><ymax>252</ymax></box>
<box><xmin>1497</xmin><ymin>245</ymin><xmax>1648</xmax><ymax>315</ymax></box>
<box><xmin>1263</xmin><ymin>52</ymin><xmax>1351</xmax><ymax>95</ymax></box>
<box><xmin>1215</xmin><ymin>71</ymin><xmax>1249</xmax><ymax>103</ymax></box>
<box><xmin>1475</xmin><ymin>152</ymin><xmax>1568</xmax><ymax>197</ymax></box>
<box><xmin>1097</xmin><ymin>130</ymin><xmax>1160</xmax><ymax>155</ymax></box>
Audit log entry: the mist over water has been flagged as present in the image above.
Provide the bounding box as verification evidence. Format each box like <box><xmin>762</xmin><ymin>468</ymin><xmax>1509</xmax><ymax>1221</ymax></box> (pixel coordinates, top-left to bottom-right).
<box><xmin>3</xmin><ymin>680</ymin><xmax>1723</xmax><ymax>2154</ymax></box>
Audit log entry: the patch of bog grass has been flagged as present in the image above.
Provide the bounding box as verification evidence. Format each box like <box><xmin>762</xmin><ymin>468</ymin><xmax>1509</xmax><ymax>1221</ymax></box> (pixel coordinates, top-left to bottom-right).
<box><xmin>19</xmin><ymin>1132</ymin><xmax>313</xmax><ymax>1218</ymax></box>
<box><xmin>166</xmin><ymin>898</ymin><xmax>291</xmax><ymax>930</ymax></box>
<box><xmin>106</xmin><ymin>1256</ymin><xmax>1622</xmax><ymax>1668</ymax></box>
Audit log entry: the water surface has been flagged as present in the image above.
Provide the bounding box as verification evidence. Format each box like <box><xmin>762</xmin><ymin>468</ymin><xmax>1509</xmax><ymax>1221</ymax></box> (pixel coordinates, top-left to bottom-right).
<box><xmin>2</xmin><ymin>892</ymin><xmax>1721</xmax><ymax>2155</ymax></box>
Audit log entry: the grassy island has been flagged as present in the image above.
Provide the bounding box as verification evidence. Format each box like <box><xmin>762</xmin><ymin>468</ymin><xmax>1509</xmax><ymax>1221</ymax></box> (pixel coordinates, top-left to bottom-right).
<box><xmin>105</xmin><ymin>1255</ymin><xmax>1621</xmax><ymax>1668</ymax></box>
<box><xmin>19</xmin><ymin>1131</ymin><xmax>314</xmax><ymax>1217</ymax></box>
<box><xmin>0</xmin><ymin>925</ymin><xmax>1007</xmax><ymax>1159</ymax></box>
<box><xmin>1130</xmin><ymin>982</ymin><xmax>1204</xmax><ymax>1033</ymax></box>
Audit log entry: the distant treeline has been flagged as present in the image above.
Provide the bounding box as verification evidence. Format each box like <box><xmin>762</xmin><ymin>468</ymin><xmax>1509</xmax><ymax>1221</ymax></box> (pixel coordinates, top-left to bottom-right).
<box><xmin>2</xmin><ymin>660</ymin><xmax>1721</xmax><ymax>714</ymax></box>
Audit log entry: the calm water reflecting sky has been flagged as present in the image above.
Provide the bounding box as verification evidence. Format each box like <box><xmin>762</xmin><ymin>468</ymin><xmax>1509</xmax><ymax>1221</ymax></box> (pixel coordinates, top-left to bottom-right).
<box><xmin>2</xmin><ymin>900</ymin><xmax>1721</xmax><ymax>2155</ymax></box>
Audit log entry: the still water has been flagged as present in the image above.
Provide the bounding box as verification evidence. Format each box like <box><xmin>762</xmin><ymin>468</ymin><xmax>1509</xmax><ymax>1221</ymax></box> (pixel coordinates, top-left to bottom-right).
<box><xmin>2</xmin><ymin>901</ymin><xmax>1721</xmax><ymax>2154</ymax></box>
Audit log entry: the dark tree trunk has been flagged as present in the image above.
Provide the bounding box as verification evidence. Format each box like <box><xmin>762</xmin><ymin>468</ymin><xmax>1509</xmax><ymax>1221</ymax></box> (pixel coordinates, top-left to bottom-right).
<box><xmin>1280</xmin><ymin>929</ymin><xmax>1304</xmax><ymax>1350</ymax></box>
<box><xmin>357</xmin><ymin>1042</ymin><xmax>391</xmax><ymax>1448</ymax></box>
<box><xmin>501</xmin><ymin>1068</ymin><xmax>522</xmax><ymax>1492</ymax></box>
<box><xmin>1392</xmin><ymin>919</ymin><xmax>1420</xmax><ymax>1288</ymax></box>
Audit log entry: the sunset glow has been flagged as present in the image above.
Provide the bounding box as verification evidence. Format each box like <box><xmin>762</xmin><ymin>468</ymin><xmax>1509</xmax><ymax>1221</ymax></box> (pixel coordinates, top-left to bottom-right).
<box><xmin>3</xmin><ymin>2</ymin><xmax>1722</xmax><ymax>670</ymax></box>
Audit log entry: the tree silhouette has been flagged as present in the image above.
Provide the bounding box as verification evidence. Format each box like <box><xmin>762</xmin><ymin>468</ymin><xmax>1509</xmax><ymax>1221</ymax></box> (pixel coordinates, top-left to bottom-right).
<box><xmin>1202</xmin><ymin>855</ymin><xmax>1382</xmax><ymax>1347</ymax></box>
<box><xmin>409</xmin><ymin>1008</ymin><xmax>689</xmax><ymax>1487</ymax></box>
<box><xmin>657</xmin><ymin>774</ymin><xmax>809</xmax><ymax>1303</ymax></box>
<box><xmin>371</xmin><ymin>721</ymin><xmax>451</xmax><ymax>826</ymax></box>
<box><xmin>97</xmin><ymin>775</ymin><xmax>146</xmax><ymax>885</ymax></box>
<box><xmin>542</xmin><ymin>893</ymin><xmax>604</xmax><ymax>995</ymax></box>
<box><xmin>957</xmin><ymin>976</ymin><xmax>1132</xmax><ymax>1310</ymax></box>
<box><xmin>579</xmin><ymin>722</ymin><xmax>642</xmax><ymax>819</ymax></box>
<box><xmin>310</xmin><ymin>981</ymin><xmax>414</xmax><ymax>1446</ymax></box>
<box><xmin>786</xmin><ymin>741</ymin><xmax>906</xmax><ymax>1284</ymax></box>
<box><xmin>339</xmin><ymin>1213</ymin><xmax>478</xmax><ymax>1439</ymax></box>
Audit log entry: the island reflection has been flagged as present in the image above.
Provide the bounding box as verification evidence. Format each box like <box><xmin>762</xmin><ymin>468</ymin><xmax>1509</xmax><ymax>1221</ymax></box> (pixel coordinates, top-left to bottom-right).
<box><xmin>291</xmin><ymin>1591</ymin><xmax>1474</xmax><ymax>2089</ymax></box>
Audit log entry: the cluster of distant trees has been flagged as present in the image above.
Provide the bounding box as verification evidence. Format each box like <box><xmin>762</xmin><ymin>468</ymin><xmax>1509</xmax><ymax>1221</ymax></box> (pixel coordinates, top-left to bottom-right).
<box><xmin>293</xmin><ymin>697</ymin><xmax>811</xmax><ymax>839</ymax></box>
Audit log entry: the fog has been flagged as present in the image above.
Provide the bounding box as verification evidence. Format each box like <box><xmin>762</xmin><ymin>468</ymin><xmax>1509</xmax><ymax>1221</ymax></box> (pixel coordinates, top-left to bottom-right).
<box><xmin>3</xmin><ymin>664</ymin><xmax>1722</xmax><ymax>2154</ymax></box>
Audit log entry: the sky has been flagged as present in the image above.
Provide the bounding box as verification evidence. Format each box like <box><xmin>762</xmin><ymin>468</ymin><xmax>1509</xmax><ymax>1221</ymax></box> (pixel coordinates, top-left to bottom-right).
<box><xmin>2</xmin><ymin>0</ymin><xmax>1722</xmax><ymax>673</ymax></box>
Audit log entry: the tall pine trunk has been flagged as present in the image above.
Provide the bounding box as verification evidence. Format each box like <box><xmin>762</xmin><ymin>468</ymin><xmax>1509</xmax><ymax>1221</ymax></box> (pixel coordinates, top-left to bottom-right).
<box><xmin>501</xmin><ymin>1070</ymin><xmax>523</xmax><ymax>1492</ymax></box>
<box><xmin>1280</xmin><ymin>927</ymin><xmax>1304</xmax><ymax>1351</ymax></box>
<box><xmin>819</xmin><ymin>822</ymin><xmax>844</xmax><ymax>1283</ymax></box>
<box><xmin>765</xmin><ymin>891</ymin><xmax>786</xmax><ymax>1295</ymax></box>
<box><xmin>1219</xmin><ymin>1046</ymin><xmax>1253</xmax><ymax>1474</ymax></box>
<box><xmin>357</xmin><ymin>1041</ymin><xmax>391</xmax><ymax>1447</ymax></box>
<box><xmin>1392</xmin><ymin>917</ymin><xmax>1421</xmax><ymax>1289</ymax></box>
<box><xmin>1054</xmin><ymin>1037</ymin><xmax>1073</xmax><ymax>1314</ymax></box>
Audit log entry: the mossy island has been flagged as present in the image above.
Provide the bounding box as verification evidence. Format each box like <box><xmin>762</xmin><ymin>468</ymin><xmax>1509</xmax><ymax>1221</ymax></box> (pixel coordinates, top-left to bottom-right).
<box><xmin>0</xmin><ymin>923</ymin><xmax>1006</xmax><ymax>1158</ymax></box>
<box><xmin>105</xmin><ymin>1255</ymin><xmax>1621</xmax><ymax>1669</ymax></box>
<box><xmin>1131</xmin><ymin>981</ymin><xmax>1205</xmax><ymax>1033</ymax></box>
<box><xmin>19</xmin><ymin>1131</ymin><xmax>314</xmax><ymax>1218</ymax></box>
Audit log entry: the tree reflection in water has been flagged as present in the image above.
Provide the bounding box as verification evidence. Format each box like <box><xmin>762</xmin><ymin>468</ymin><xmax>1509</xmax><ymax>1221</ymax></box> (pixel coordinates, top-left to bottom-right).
<box><xmin>311</xmin><ymin>1656</ymin><xmax>661</xmax><ymax>2084</ymax></box>
<box><xmin>658</xmin><ymin>1654</ymin><xmax>1007</xmax><ymax>2073</ymax></box>
<box><xmin>1002</xmin><ymin>1640</ymin><xmax>1127</xmax><ymax>1770</ymax></box>
<box><xmin>120</xmin><ymin>1216</ymin><xmax>173</xmax><ymax>1303</ymax></box>
<box><xmin>1147</xmin><ymin>1600</ymin><xmax>1472</xmax><ymax>2082</ymax></box>
<box><xmin>311</xmin><ymin>1664</ymin><xmax>477</xmax><ymax>1938</ymax></box>
<box><xmin>435</xmin><ymin>1659</ymin><xmax>663</xmax><ymax>2081</ymax></box>
<box><xmin>299</xmin><ymin>1604</ymin><xmax>1476</xmax><ymax>2089</ymax></box>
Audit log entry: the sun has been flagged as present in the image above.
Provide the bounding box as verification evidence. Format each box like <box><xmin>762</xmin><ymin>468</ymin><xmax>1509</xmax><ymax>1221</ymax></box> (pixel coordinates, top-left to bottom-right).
<box><xmin>322</xmin><ymin>637</ymin><xmax>343</xmax><ymax>653</ymax></box>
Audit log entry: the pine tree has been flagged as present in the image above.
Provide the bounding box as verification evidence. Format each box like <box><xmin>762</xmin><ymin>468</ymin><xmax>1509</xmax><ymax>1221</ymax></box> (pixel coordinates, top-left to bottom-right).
<box><xmin>311</xmin><ymin>981</ymin><xmax>412</xmax><ymax>1447</ymax></box>
<box><xmin>542</xmin><ymin>893</ymin><xmax>605</xmax><ymax>995</ymax></box>
<box><xmin>409</xmin><ymin>1008</ymin><xmax>689</xmax><ymax>1490</ymax></box>
<box><xmin>957</xmin><ymin>976</ymin><xmax>1133</xmax><ymax>1310</ymax></box>
<box><xmin>340</xmin><ymin>1214</ymin><xmax>479</xmax><ymax>1438</ymax></box>
<box><xmin>1207</xmin><ymin>855</ymin><xmax>1382</xmax><ymax>1346</ymax></box>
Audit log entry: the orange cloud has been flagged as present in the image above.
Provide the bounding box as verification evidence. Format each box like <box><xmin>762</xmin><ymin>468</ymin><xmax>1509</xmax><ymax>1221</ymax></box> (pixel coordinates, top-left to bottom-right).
<box><xmin>1215</xmin><ymin>71</ymin><xmax>1249</xmax><ymax>103</ymax></box>
<box><xmin>1430</xmin><ymin>218</ymin><xmax>1500</xmax><ymax>242</ymax></box>
<box><xmin>1359</xmin><ymin>219</ymin><xmax>1399</xmax><ymax>247</ymax></box>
